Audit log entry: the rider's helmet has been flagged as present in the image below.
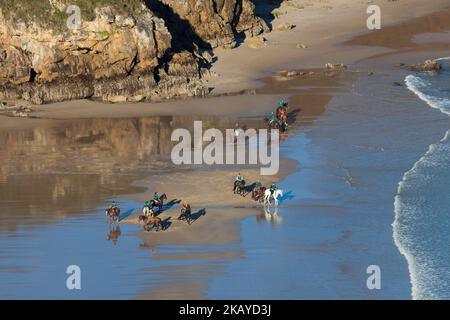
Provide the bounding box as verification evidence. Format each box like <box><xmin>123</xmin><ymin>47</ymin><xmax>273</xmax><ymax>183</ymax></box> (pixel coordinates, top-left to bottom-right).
<box><xmin>112</xmin><ymin>200</ymin><xmax>116</xmax><ymax>206</ymax></box>
<box><xmin>145</xmin><ymin>200</ymin><xmax>150</xmax><ymax>206</ymax></box>
<box><xmin>278</xmin><ymin>99</ymin><xmax>284</xmax><ymax>108</ymax></box>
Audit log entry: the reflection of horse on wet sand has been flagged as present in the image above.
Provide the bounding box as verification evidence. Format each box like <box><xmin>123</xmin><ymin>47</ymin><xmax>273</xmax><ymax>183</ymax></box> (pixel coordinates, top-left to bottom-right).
<box><xmin>107</xmin><ymin>225</ymin><xmax>121</xmax><ymax>245</ymax></box>
<box><xmin>256</xmin><ymin>206</ymin><xmax>283</xmax><ymax>225</ymax></box>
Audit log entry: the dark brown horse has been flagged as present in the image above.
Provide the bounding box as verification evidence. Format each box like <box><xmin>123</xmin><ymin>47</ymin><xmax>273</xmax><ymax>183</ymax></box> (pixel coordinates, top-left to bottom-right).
<box><xmin>138</xmin><ymin>214</ymin><xmax>164</xmax><ymax>232</ymax></box>
<box><xmin>178</xmin><ymin>204</ymin><xmax>192</xmax><ymax>224</ymax></box>
<box><xmin>252</xmin><ymin>186</ymin><xmax>266</xmax><ymax>202</ymax></box>
<box><xmin>150</xmin><ymin>193</ymin><xmax>167</xmax><ymax>212</ymax></box>
<box><xmin>233</xmin><ymin>180</ymin><xmax>246</xmax><ymax>195</ymax></box>
<box><xmin>263</xmin><ymin>117</ymin><xmax>288</xmax><ymax>132</ymax></box>
<box><xmin>106</xmin><ymin>207</ymin><xmax>120</xmax><ymax>223</ymax></box>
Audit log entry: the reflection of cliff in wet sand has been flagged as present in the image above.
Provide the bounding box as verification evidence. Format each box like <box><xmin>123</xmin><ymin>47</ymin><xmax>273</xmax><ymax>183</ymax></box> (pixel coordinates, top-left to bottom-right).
<box><xmin>0</xmin><ymin>114</ymin><xmax>261</xmax><ymax>231</ymax></box>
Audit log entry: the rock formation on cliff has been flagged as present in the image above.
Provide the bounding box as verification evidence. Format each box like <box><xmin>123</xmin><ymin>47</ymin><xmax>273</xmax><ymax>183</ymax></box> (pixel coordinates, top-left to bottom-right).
<box><xmin>0</xmin><ymin>0</ymin><xmax>268</xmax><ymax>104</ymax></box>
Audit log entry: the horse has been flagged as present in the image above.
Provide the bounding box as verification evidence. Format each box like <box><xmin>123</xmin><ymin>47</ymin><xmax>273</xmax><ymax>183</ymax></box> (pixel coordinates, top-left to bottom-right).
<box><xmin>233</xmin><ymin>180</ymin><xmax>246</xmax><ymax>195</ymax></box>
<box><xmin>264</xmin><ymin>117</ymin><xmax>288</xmax><ymax>132</ymax></box>
<box><xmin>138</xmin><ymin>214</ymin><xmax>164</xmax><ymax>232</ymax></box>
<box><xmin>252</xmin><ymin>186</ymin><xmax>267</xmax><ymax>202</ymax></box>
<box><xmin>150</xmin><ymin>193</ymin><xmax>167</xmax><ymax>212</ymax></box>
<box><xmin>264</xmin><ymin>188</ymin><xmax>284</xmax><ymax>206</ymax></box>
<box><xmin>142</xmin><ymin>205</ymin><xmax>153</xmax><ymax>217</ymax></box>
<box><xmin>264</xmin><ymin>117</ymin><xmax>279</xmax><ymax>130</ymax></box>
<box><xmin>178</xmin><ymin>205</ymin><xmax>192</xmax><ymax>224</ymax></box>
<box><xmin>105</xmin><ymin>207</ymin><xmax>120</xmax><ymax>224</ymax></box>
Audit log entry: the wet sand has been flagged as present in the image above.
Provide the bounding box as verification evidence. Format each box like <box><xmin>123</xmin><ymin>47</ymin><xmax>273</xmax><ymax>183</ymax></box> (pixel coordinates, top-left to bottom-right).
<box><xmin>2</xmin><ymin>0</ymin><xmax>450</xmax><ymax>299</ymax></box>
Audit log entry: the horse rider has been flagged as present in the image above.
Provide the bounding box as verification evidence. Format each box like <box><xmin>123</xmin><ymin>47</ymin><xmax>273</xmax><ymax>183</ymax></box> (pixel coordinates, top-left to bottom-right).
<box><xmin>144</xmin><ymin>200</ymin><xmax>151</xmax><ymax>208</ymax></box>
<box><xmin>269</xmin><ymin>111</ymin><xmax>276</xmax><ymax>124</ymax></box>
<box><xmin>270</xmin><ymin>183</ymin><xmax>277</xmax><ymax>196</ymax></box>
<box><xmin>234</xmin><ymin>123</ymin><xmax>241</xmax><ymax>138</ymax></box>
<box><xmin>234</xmin><ymin>173</ymin><xmax>244</xmax><ymax>191</ymax></box>
<box><xmin>279</xmin><ymin>99</ymin><xmax>288</xmax><ymax>109</ymax></box>
<box><xmin>153</xmin><ymin>192</ymin><xmax>160</xmax><ymax>205</ymax></box>
<box><xmin>109</xmin><ymin>200</ymin><xmax>118</xmax><ymax>212</ymax></box>
<box><xmin>181</xmin><ymin>202</ymin><xmax>191</xmax><ymax>214</ymax></box>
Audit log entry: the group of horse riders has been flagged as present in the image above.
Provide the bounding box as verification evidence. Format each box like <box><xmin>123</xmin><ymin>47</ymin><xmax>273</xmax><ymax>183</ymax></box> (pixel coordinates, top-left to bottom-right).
<box><xmin>107</xmin><ymin>98</ymin><xmax>287</xmax><ymax>225</ymax></box>
<box><xmin>233</xmin><ymin>172</ymin><xmax>278</xmax><ymax>197</ymax></box>
<box><xmin>107</xmin><ymin>192</ymin><xmax>162</xmax><ymax>217</ymax></box>
<box><xmin>268</xmin><ymin>99</ymin><xmax>288</xmax><ymax>128</ymax></box>
<box><xmin>144</xmin><ymin>192</ymin><xmax>161</xmax><ymax>211</ymax></box>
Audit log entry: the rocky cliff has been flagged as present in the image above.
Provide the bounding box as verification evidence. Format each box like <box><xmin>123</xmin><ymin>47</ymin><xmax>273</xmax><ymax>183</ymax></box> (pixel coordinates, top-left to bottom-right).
<box><xmin>0</xmin><ymin>0</ymin><xmax>267</xmax><ymax>104</ymax></box>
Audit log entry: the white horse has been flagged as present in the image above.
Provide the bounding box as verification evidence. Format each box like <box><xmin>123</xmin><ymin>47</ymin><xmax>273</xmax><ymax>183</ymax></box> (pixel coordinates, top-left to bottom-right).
<box><xmin>264</xmin><ymin>189</ymin><xmax>283</xmax><ymax>207</ymax></box>
<box><xmin>142</xmin><ymin>206</ymin><xmax>154</xmax><ymax>217</ymax></box>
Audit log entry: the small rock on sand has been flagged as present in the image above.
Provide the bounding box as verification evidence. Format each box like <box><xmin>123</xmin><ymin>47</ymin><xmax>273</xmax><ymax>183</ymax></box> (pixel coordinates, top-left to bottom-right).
<box><xmin>272</xmin><ymin>23</ymin><xmax>295</xmax><ymax>31</ymax></box>
<box><xmin>296</xmin><ymin>43</ymin><xmax>308</xmax><ymax>49</ymax></box>
<box><xmin>108</xmin><ymin>95</ymin><xmax>128</xmax><ymax>103</ymax></box>
<box><xmin>271</xmin><ymin>8</ymin><xmax>288</xmax><ymax>18</ymax></box>
<box><xmin>325</xmin><ymin>63</ymin><xmax>347</xmax><ymax>70</ymax></box>
<box><xmin>281</xmin><ymin>1</ymin><xmax>305</xmax><ymax>10</ymax></box>
<box><xmin>279</xmin><ymin>70</ymin><xmax>300</xmax><ymax>78</ymax></box>
<box><xmin>246</xmin><ymin>36</ymin><xmax>267</xmax><ymax>49</ymax></box>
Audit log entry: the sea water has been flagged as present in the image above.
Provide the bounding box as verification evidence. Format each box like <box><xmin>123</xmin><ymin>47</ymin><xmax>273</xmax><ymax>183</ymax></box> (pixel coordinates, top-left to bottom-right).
<box><xmin>394</xmin><ymin>58</ymin><xmax>450</xmax><ymax>300</ymax></box>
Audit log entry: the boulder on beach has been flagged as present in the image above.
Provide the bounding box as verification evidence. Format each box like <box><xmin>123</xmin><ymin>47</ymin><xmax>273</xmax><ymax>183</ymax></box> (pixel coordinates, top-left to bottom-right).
<box><xmin>410</xmin><ymin>59</ymin><xmax>441</xmax><ymax>73</ymax></box>
<box><xmin>296</xmin><ymin>43</ymin><xmax>308</xmax><ymax>49</ymax></box>
<box><xmin>325</xmin><ymin>63</ymin><xmax>347</xmax><ymax>70</ymax></box>
<box><xmin>273</xmin><ymin>23</ymin><xmax>296</xmax><ymax>31</ymax></box>
<box><xmin>246</xmin><ymin>36</ymin><xmax>267</xmax><ymax>49</ymax></box>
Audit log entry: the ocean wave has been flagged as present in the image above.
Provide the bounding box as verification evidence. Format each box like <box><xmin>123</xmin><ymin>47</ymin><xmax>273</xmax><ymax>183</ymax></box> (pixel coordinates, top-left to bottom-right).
<box><xmin>395</xmin><ymin>63</ymin><xmax>450</xmax><ymax>299</ymax></box>
<box><xmin>394</xmin><ymin>130</ymin><xmax>450</xmax><ymax>299</ymax></box>
<box><xmin>405</xmin><ymin>75</ymin><xmax>450</xmax><ymax>115</ymax></box>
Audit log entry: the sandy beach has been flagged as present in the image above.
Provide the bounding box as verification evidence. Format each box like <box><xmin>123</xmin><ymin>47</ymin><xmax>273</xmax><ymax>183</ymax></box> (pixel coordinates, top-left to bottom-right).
<box><xmin>2</xmin><ymin>0</ymin><xmax>450</xmax><ymax>300</ymax></box>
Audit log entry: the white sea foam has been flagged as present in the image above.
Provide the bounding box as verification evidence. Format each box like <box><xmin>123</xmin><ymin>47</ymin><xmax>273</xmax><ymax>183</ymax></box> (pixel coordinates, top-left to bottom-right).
<box><xmin>404</xmin><ymin>75</ymin><xmax>450</xmax><ymax>115</ymax></box>
<box><xmin>395</xmin><ymin>64</ymin><xmax>450</xmax><ymax>299</ymax></box>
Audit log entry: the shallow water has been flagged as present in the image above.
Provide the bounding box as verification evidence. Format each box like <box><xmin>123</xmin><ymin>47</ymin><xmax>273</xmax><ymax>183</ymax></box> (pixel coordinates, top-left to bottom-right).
<box><xmin>0</xmin><ymin>115</ymin><xmax>252</xmax><ymax>299</ymax></box>
<box><xmin>2</xmin><ymin>64</ymin><xmax>447</xmax><ymax>299</ymax></box>
<box><xmin>207</xmin><ymin>63</ymin><xmax>450</xmax><ymax>299</ymax></box>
